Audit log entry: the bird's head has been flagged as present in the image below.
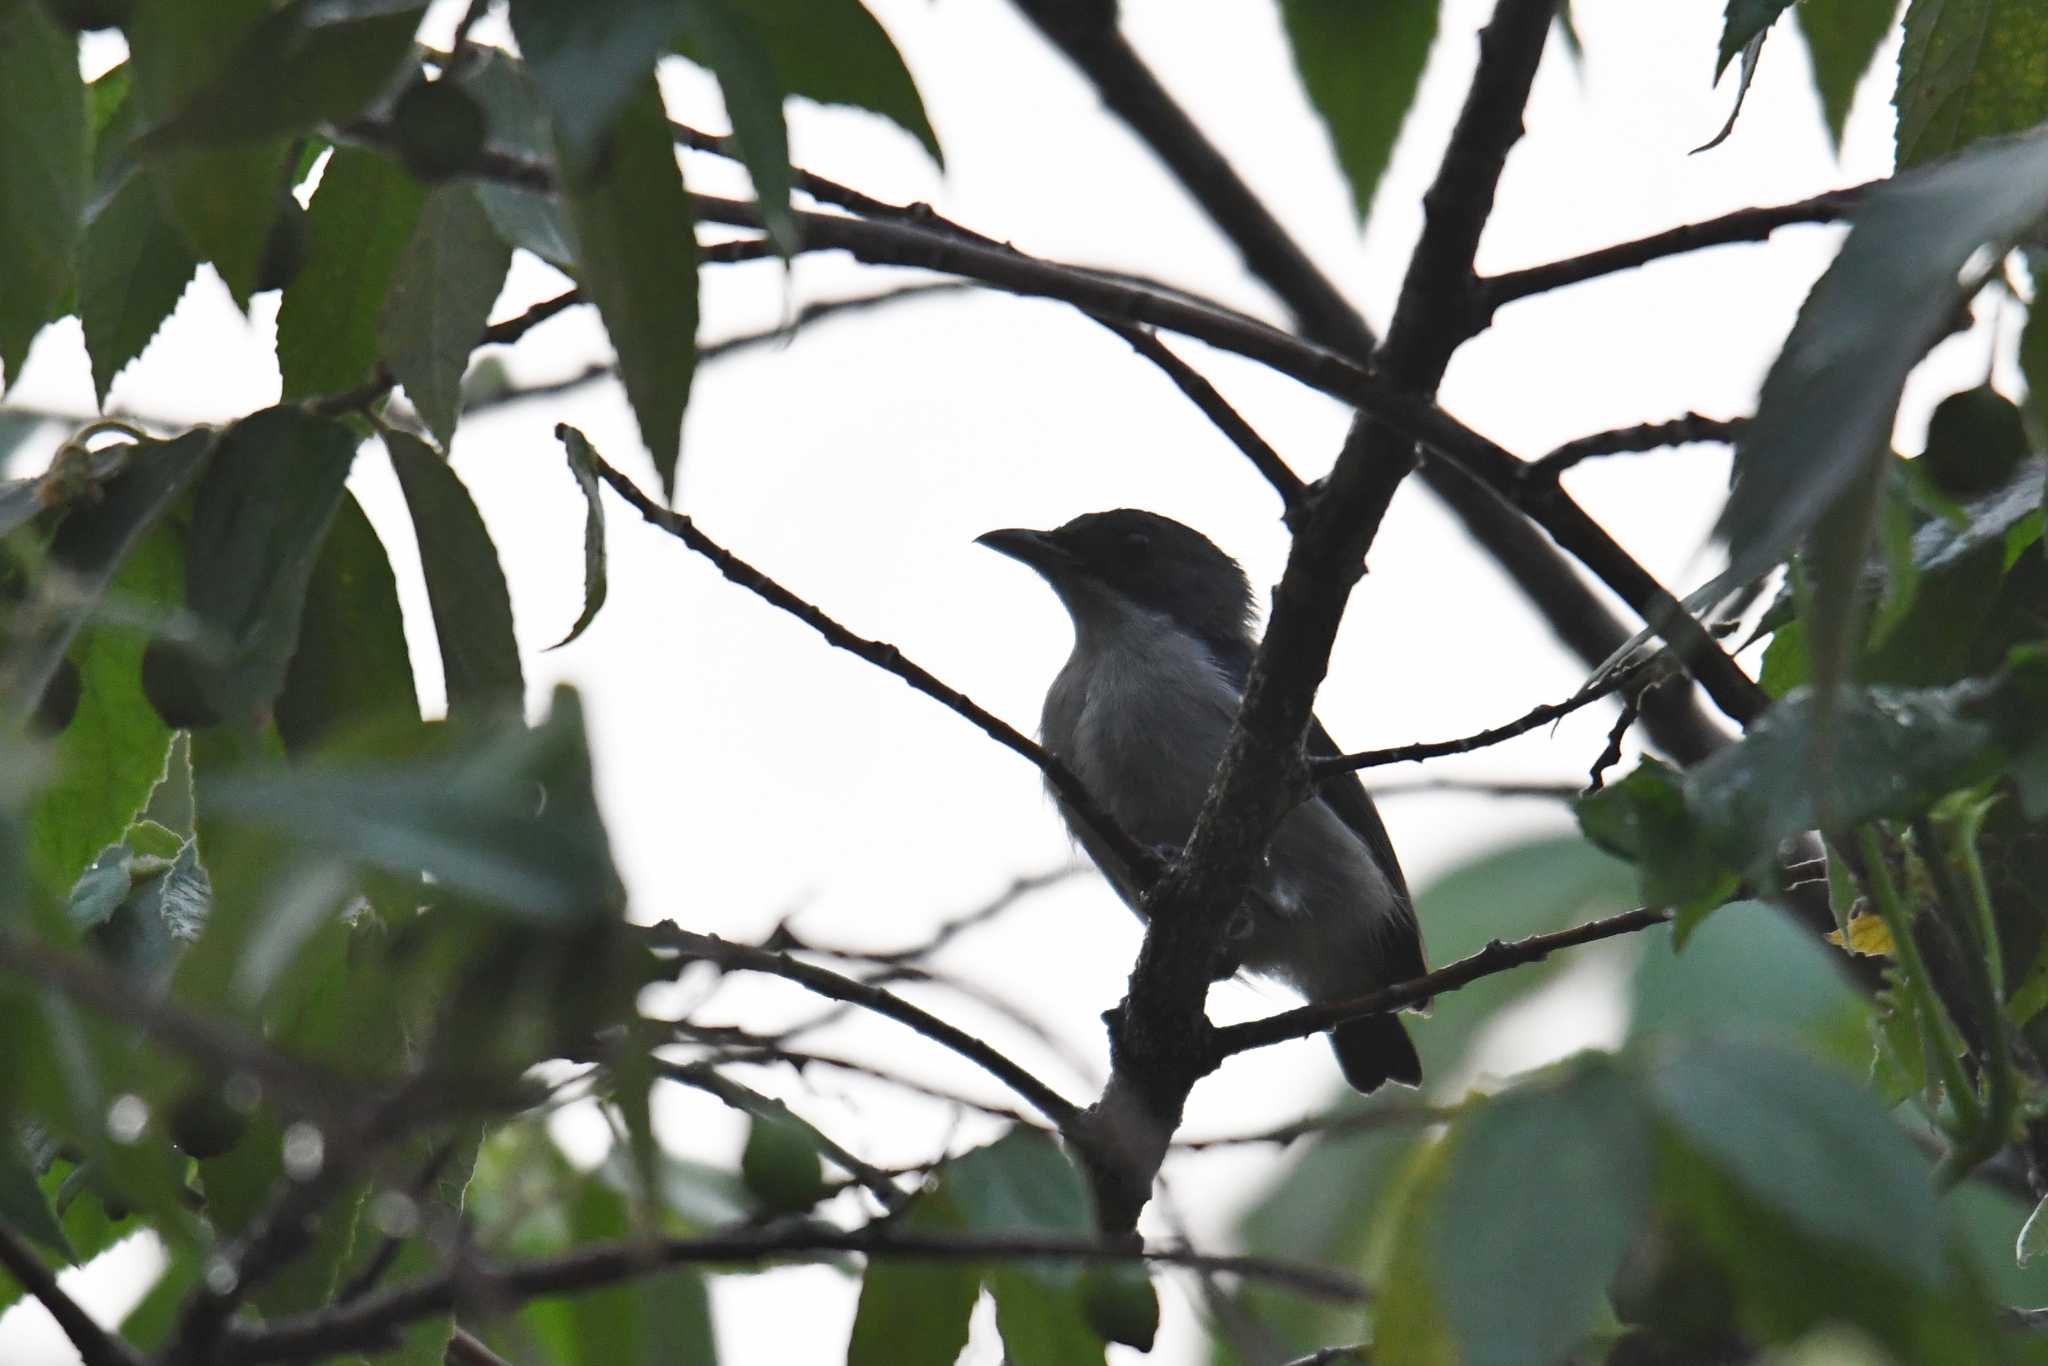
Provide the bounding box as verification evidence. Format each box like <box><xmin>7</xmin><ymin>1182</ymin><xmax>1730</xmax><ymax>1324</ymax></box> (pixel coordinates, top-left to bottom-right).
<box><xmin>976</xmin><ymin>509</ymin><xmax>1255</xmax><ymax>656</ymax></box>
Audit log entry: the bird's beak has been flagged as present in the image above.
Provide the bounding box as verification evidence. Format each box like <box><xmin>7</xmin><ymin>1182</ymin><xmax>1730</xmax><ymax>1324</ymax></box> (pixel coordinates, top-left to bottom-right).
<box><xmin>974</xmin><ymin>527</ymin><xmax>1071</xmax><ymax>573</ymax></box>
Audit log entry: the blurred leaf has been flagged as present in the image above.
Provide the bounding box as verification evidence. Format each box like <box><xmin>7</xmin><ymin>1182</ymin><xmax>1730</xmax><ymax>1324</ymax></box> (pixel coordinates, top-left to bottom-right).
<box><xmin>124</xmin><ymin>0</ymin><xmax>289</xmax><ymax>304</ymax></box>
<box><xmin>1795</xmin><ymin>0</ymin><xmax>1899</xmax><ymax>149</ymax></box>
<box><xmin>1371</xmin><ymin>1138</ymin><xmax>1458</xmax><ymax>1366</ymax></box>
<box><xmin>276</xmin><ymin>492</ymin><xmax>420</xmax><ymax>753</ymax></box>
<box><xmin>79</xmin><ymin>169</ymin><xmax>201</xmax><ymax>406</ymax></box>
<box><xmin>1576</xmin><ymin>760</ymin><xmax>1737</xmax><ymax>925</ymax></box>
<box><xmin>2019</xmin><ymin>1192</ymin><xmax>2048</xmax><ymax>1266</ymax></box>
<box><xmin>185</xmin><ymin>407</ymin><xmax>359</xmax><ymax>720</ymax></box>
<box><xmin>0</xmin><ymin>1141</ymin><xmax>71</xmax><ymax>1259</ymax></box>
<box><xmin>1718</xmin><ymin>0</ymin><xmax>1796</xmax><ymax>76</ymax></box>
<box><xmin>506</xmin><ymin>0</ymin><xmax>682</xmax><ymax>182</ymax></box>
<box><xmin>200</xmin><ymin>687</ymin><xmax>620</xmax><ymax>922</ymax></box>
<box><xmin>721</xmin><ymin>0</ymin><xmax>939</xmax><ymax>166</ymax></box>
<box><xmin>1434</xmin><ymin>1055</ymin><xmax>1650</xmax><ymax>1366</ymax></box>
<box><xmin>385</xmin><ymin>430</ymin><xmax>525</xmax><ymax>717</ymax></box>
<box><xmin>946</xmin><ymin>1128</ymin><xmax>1091</xmax><ymax>1252</ymax></box>
<box><xmin>1896</xmin><ymin>0</ymin><xmax>2048</xmax><ymax>168</ymax></box>
<box><xmin>1080</xmin><ymin>1263</ymin><xmax>1158</xmax><ymax>1353</ymax></box>
<box><xmin>525</xmin><ymin>1176</ymin><xmax>717</xmax><ymax>1366</ymax></box>
<box><xmin>990</xmin><ymin>1268</ymin><xmax>1106</xmax><ymax>1366</ymax></box>
<box><xmin>549</xmin><ymin>425</ymin><xmax>610</xmax><ymax>649</ymax></box>
<box><xmin>0</xmin><ymin>0</ymin><xmax>88</xmax><ymax>388</ymax></box>
<box><xmin>739</xmin><ymin>1110</ymin><xmax>828</xmax><ymax>1216</ymax></box>
<box><xmin>116</xmin><ymin>1248</ymin><xmax>200</xmax><ymax>1351</ymax></box>
<box><xmin>135</xmin><ymin>0</ymin><xmax>425</xmax><ymax>149</ymax></box>
<box><xmin>560</xmin><ymin>82</ymin><xmax>698</xmax><ymax>498</ymax></box>
<box><xmin>676</xmin><ymin>0</ymin><xmax>795</xmax><ymax>256</ymax></box>
<box><xmin>276</xmin><ymin>147</ymin><xmax>428</xmax><ymax>399</ymax></box>
<box><xmin>1920</xmin><ymin>383</ymin><xmax>2032</xmax><ymax>499</ymax></box>
<box><xmin>1826</xmin><ymin>911</ymin><xmax>1896</xmax><ymax>956</ymax></box>
<box><xmin>378</xmin><ymin>185</ymin><xmax>512</xmax><ymax>449</ymax></box>
<box><xmin>847</xmin><ymin>1183</ymin><xmax>976</xmax><ymax>1366</ymax></box>
<box><xmin>1647</xmin><ymin>1039</ymin><xmax>1944</xmax><ymax>1287</ymax></box>
<box><xmin>2023</xmin><ymin>288</ymin><xmax>2048</xmax><ymax>440</ymax></box>
<box><xmin>461</xmin><ymin>49</ymin><xmax>576</xmax><ymax>268</ymax></box>
<box><xmin>1761</xmin><ymin>618</ymin><xmax>1811</xmax><ymax>697</ymax></box>
<box><xmin>388</xmin><ymin>76</ymin><xmax>488</xmax><ymax>182</ymax></box>
<box><xmin>1277</xmin><ymin>0</ymin><xmax>1436</xmax><ymax>226</ymax></box>
<box><xmin>1714</xmin><ymin>132</ymin><xmax>2048</xmax><ymax>618</ymax></box>
<box><xmin>27</xmin><ymin>523</ymin><xmax>180</xmax><ymax>892</ymax></box>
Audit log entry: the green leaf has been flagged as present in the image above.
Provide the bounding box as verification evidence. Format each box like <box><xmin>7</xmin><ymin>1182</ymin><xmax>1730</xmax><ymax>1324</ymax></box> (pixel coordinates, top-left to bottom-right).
<box><xmin>1896</xmin><ymin>0</ymin><xmax>2048</xmax><ymax>169</ymax></box>
<box><xmin>124</xmin><ymin>0</ymin><xmax>290</xmax><ymax>304</ymax></box>
<box><xmin>1718</xmin><ymin>0</ymin><xmax>1795</xmax><ymax>76</ymax></box>
<box><xmin>1714</xmin><ymin>132</ymin><xmax>2048</xmax><ymax>617</ymax></box>
<box><xmin>549</xmin><ymin>426</ymin><xmax>610</xmax><ymax>649</ymax></box>
<box><xmin>847</xmin><ymin>1186</ymin><xmax>977</xmax><ymax>1366</ymax></box>
<box><xmin>1079</xmin><ymin>1263</ymin><xmax>1158</xmax><ymax>1353</ymax></box>
<box><xmin>185</xmin><ymin>407</ymin><xmax>359</xmax><ymax>720</ymax></box>
<box><xmin>79</xmin><ymin>169</ymin><xmax>200</xmax><ymax>406</ymax></box>
<box><xmin>460</xmin><ymin>49</ymin><xmax>576</xmax><ymax>268</ymax></box>
<box><xmin>1575</xmin><ymin>759</ymin><xmax>1738</xmax><ymax>924</ymax></box>
<box><xmin>385</xmin><ymin>430</ymin><xmax>525</xmax><ymax>717</ymax></box>
<box><xmin>1647</xmin><ymin>1039</ymin><xmax>1945</xmax><ymax>1287</ymax></box>
<box><xmin>1433</xmin><ymin>1055</ymin><xmax>1651</xmax><ymax>1366</ymax></box>
<box><xmin>276</xmin><ymin>491</ymin><xmax>420</xmax><ymax>753</ymax></box>
<box><xmin>200</xmin><ymin>687</ymin><xmax>622</xmax><ymax>922</ymax></box>
<box><xmin>990</xmin><ymin>1268</ymin><xmax>1107</xmax><ymax>1366</ymax></box>
<box><xmin>506</xmin><ymin>0</ymin><xmax>683</xmax><ymax>182</ymax></box>
<box><xmin>0</xmin><ymin>1141</ymin><xmax>72</xmax><ymax>1260</ymax></box>
<box><xmin>739</xmin><ymin>1111</ymin><xmax>829</xmax><ymax>1215</ymax></box>
<box><xmin>1795</xmin><ymin>0</ymin><xmax>1902</xmax><ymax>149</ymax></box>
<box><xmin>378</xmin><ymin>185</ymin><xmax>513</xmax><ymax>449</ymax></box>
<box><xmin>135</xmin><ymin>0</ymin><xmax>425</xmax><ymax>149</ymax></box>
<box><xmin>27</xmin><ymin>524</ymin><xmax>180</xmax><ymax>893</ymax></box>
<box><xmin>719</xmin><ymin>0</ymin><xmax>939</xmax><ymax>166</ymax></box>
<box><xmin>276</xmin><ymin>147</ymin><xmax>429</xmax><ymax>399</ymax></box>
<box><xmin>676</xmin><ymin>0</ymin><xmax>795</xmax><ymax>256</ymax></box>
<box><xmin>0</xmin><ymin>0</ymin><xmax>88</xmax><ymax>388</ymax></box>
<box><xmin>560</xmin><ymin>82</ymin><xmax>699</xmax><ymax>497</ymax></box>
<box><xmin>526</xmin><ymin>1176</ymin><xmax>717</xmax><ymax>1366</ymax></box>
<box><xmin>945</xmin><ymin>1128</ymin><xmax>1091</xmax><ymax>1250</ymax></box>
<box><xmin>1277</xmin><ymin>0</ymin><xmax>1436</xmax><ymax>226</ymax></box>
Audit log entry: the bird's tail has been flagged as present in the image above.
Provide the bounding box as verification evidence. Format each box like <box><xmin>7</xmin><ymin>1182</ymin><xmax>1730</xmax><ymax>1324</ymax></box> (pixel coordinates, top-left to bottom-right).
<box><xmin>1329</xmin><ymin>1015</ymin><xmax>1422</xmax><ymax>1094</ymax></box>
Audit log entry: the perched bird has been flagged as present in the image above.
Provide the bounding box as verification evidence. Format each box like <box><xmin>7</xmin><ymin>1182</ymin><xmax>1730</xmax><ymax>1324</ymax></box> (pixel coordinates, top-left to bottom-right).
<box><xmin>977</xmin><ymin>508</ymin><xmax>1425</xmax><ymax>1093</ymax></box>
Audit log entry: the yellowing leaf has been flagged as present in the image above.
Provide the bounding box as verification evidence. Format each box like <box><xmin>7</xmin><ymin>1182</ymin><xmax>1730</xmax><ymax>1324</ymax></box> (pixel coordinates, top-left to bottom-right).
<box><xmin>1826</xmin><ymin>913</ymin><xmax>1895</xmax><ymax>958</ymax></box>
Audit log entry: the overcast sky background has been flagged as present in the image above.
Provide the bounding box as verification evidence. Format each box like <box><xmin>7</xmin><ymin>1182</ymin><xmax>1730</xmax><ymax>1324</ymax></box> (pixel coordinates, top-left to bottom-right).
<box><xmin>2</xmin><ymin>0</ymin><xmax>2010</xmax><ymax>1360</ymax></box>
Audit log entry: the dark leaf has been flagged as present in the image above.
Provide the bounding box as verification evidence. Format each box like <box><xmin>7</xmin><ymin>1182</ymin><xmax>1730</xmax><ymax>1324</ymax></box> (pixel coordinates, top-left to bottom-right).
<box><xmin>1277</xmin><ymin>0</ymin><xmax>1436</xmax><ymax>225</ymax></box>
<box><xmin>460</xmin><ymin>49</ymin><xmax>576</xmax><ymax>268</ymax></box>
<box><xmin>185</xmin><ymin>407</ymin><xmax>359</xmax><ymax>719</ymax></box>
<box><xmin>739</xmin><ymin>1111</ymin><xmax>829</xmax><ymax>1216</ymax></box>
<box><xmin>1629</xmin><ymin>903</ymin><xmax>1867</xmax><ymax>1065</ymax></box>
<box><xmin>506</xmin><ymin>0</ymin><xmax>682</xmax><ymax>182</ymax></box>
<box><xmin>276</xmin><ymin>146</ymin><xmax>428</xmax><ymax>399</ymax></box>
<box><xmin>560</xmin><ymin>83</ymin><xmax>699</xmax><ymax>497</ymax></box>
<box><xmin>390</xmin><ymin>76</ymin><xmax>488</xmax><ymax>182</ymax></box>
<box><xmin>1575</xmin><ymin>759</ymin><xmax>1737</xmax><ymax>926</ymax></box>
<box><xmin>548</xmin><ymin>425</ymin><xmax>609</xmax><ymax>648</ymax></box>
<box><xmin>847</xmin><ymin>1184</ymin><xmax>976</xmax><ymax>1366</ymax></box>
<box><xmin>385</xmin><ymin>430</ymin><xmax>525</xmax><ymax>717</ymax></box>
<box><xmin>1896</xmin><ymin>0</ymin><xmax>2048</xmax><ymax>168</ymax></box>
<box><xmin>525</xmin><ymin>1176</ymin><xmax>717</xmax><ymax>1366</ymax></box>
<box><xmin>0</xmin><ymin>0</ymin><xmax>88</xmax><ymax>387</ymax></box>
<box><xmin>378</xmin><ymin>184</ymin><xmax>512</xmax><ymax>449</ymax></box>
<box><xmin>1718</xmin><ymin>0</ymin><xmax>1796</xmax><ymax>75</ymax></box>
<box><xmin>1693</xmin><ymin>29</ymin><xmax>1768</xmax><ymax>153</ymax></box>
<box><xmin>136</xmin><ymin>0</ymin><xmax>426</xmax><ymax>149</ymax></box>
<box><xmin>1079</xmin><ymin>1263</ymin><xmax>1159</xmax><ymax>1353</ymax></box>
<box><xmin>276</xmin><ymin>491</ymin><xmax>420</xmax><ymax>753</ymax></box>
<box><xmin>719</xmin><ymin>0</ymin><xmax>939</xmax><ymax>166</ymax></box>
<box><xmin>675</xmin><ymin>0</ymin><xmax>795</xmax><ymax>256</ymax></box>
<box><xmin>1434</xmin><ymin>1055</ymin><xmax>1652</xmax><ymax>1366</ymax></box>
<box><xmin>0</xmin><ymin>1142</ymin><xmax>72</xmax><ymax>1260</ymax></box>
<box><xmin>79</xmin><ymin>169</ymin><xmax>201</xmax><ymax>406</ymax></box>
<box><xmin>1794</xmin><ymin>0</ymin><xmax>1900</xmax><ymax>149</ymax></box>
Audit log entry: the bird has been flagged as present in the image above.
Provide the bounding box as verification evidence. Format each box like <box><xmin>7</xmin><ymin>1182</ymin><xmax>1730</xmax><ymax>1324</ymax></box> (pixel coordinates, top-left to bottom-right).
<box><xmin>976</xmin><ymin>508</ymin><xmax>1425</xmax><ymax>1093</ymax></box>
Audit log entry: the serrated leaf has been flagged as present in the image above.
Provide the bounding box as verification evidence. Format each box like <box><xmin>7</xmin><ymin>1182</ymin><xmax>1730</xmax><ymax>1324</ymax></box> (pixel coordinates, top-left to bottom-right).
<box><xmin>0</xmin><ymin>0</ymin><xmax>88</xmax><ymax>388</ymax></box>
<box><xmin>276</xmin><ymin>147</ymin><xmax>428</xmax><ymax>399</ymax></box>
<box><xmin>1648</xmin><ymin>1039</ymin><xmax>1945</xmax><ymax>1286</ymax></box>
<box><xmin>1278</xmin><ymin>0</ymin><xmax>1436</xmax><ymax>225</ymax></box>
<box><xmin>26</xmin><ymin>520</ymin><xmax>181</xmax><ymax>896</ymax></box>
<box><xmin>124</xmin><ymin>0</ymin><xmax>290</xmax><ymax>305</ymax></box>
<box><xmin>720</xmin><ymin>0</ymin><xmax>939</xmax><ymax>166</ymax></box>
<box><xmin>549</xmin><ymin>425</ymin><xmax>609</xmax><ymax>649</ymax></box>
<box><xmin>1794</xmin><ymin>0</ymin><xmax>1901</xmax><ymax>149</ymax></box>
<box><xmin>378</xmin><ymin>185</ymin><xmax>512</xmax><ymax>449</ymax></box>
<box><xmin>385</xmin><ymin>430</ymin><xmax>524</xmax><ymax>717</ymax></box>
<box><xmin>276</xmin><ymin>491</ymin><xmax>419</xmax><ymax>753</ymax></box>
<box><xmin>676</xmin><ymin>0</ymin><xmax>795</xmax><ymax>256</ymax></box>
<box><xmin>560</xmin><ymin>83</ymin><xmax>698</xmax><ymax>496</ymax></box>
<box><xmin>185</xmin><ymin>407</ymin><xmax>359</xmax><ymax>720</ymax></box>
<box><xmin>79</xmin><ymin>170</ymin><xmax>200</xmax><ymax>406</ymax></box>
<box><xmin>136</xmin><ymin>0</ymin><xmax>425</xmax><ymax>149</ymax></box>
<box><xmin>1714</xmin><ymin>131</ymin><xmax>2048</xmax><ymax>610</ymax></box>
<box><xmin>1896</xmin><ymin>0</ymin><xmax>2048</xmax><ymax>169</ymax></box>
<box><xmin>1434</xmin><ymin>1057</ymin><xmax>1651</xmax><ymax>1366</ymax></box>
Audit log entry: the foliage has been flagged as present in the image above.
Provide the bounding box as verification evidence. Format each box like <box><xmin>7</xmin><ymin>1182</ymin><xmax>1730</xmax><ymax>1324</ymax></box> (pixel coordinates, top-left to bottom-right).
<box><xmin>0</xmin><ymin>1</ymin><xmax>2044</xmax><ymax>1364</ymax></box>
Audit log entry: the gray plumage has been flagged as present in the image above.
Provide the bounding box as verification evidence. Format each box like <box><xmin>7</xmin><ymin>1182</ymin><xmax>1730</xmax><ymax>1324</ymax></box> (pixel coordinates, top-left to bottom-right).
<box><xmin>978</xmin><ymin>509</ymin><xmax>1425</xmax><ymax>1093</ymax></box>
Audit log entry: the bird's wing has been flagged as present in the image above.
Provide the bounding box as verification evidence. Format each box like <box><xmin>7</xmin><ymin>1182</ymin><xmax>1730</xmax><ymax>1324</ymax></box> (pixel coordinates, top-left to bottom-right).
<box><xmin>1306</xmin><ymin>714</ymin><xmax>1426</xmax><ymax>976</ymax></box>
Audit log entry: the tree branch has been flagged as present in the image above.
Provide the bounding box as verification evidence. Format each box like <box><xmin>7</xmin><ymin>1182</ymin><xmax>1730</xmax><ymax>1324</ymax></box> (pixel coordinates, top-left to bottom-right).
<box><xmin>1525</xmin><ymin>411</ymin><xmax>1750</xmax><ymax>484</ymax></box>
<box><xmin>218</xmin><ymin>1225</ymin><xmax>1363</xmax><ymax>1363</ymax></box>
<box><xmin>0</xmin><ymin>1220</ymin><xmax>144</xmax><ymax>1366</ymax></box>
<box><xmin>1103</xmin><ymin>324</ymin><xmax>1308</xmax><ymax>511</ymax></box>
<box><xmin>1212</xmin><ymin>906</ymin><xmax>1671</xmax><ymax>1057</ymax></box>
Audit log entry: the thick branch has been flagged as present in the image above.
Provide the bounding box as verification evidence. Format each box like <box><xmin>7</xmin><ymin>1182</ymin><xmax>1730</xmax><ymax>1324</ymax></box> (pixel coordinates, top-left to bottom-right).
<box><xmin>648</xmin><ymin>924</ymin><xmax>1080</xmax><ymax>1129</ymax></box>
<box><xmin>1213</xmin><ymin>906</ymin><xmax>1671</xmax><ymax>1056</ymax></box>
<box><xmin>219</xmin><ymin>1226</ymin><xmax>1362</xmax><ymax>1363</ymax></box>
<box><xmin>0</xmin><ymin>1220</ymin><xmax>144</xmax><ymax>1366</ymax></box>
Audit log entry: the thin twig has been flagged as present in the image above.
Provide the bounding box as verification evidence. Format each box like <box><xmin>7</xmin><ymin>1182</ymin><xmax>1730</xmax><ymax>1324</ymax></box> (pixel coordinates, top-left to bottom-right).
<box><xmin>1104</xmin><ymin>323</ymin><xmax>1308</xmax><ymax>510</ymax></box>
<box><xmin>658</xmin><ymin>1063</ymin><xmax>906</xmax><ymax>1209</ymax></box>
<box><xmin>446</xmin><ymin>1327</ymin><xmax>516</xmax><ymax>1366</ymax></box>
<box><xmin>1525</xmin><ymin>412</ymin><xmax>1750</xmax><ymax>484</ymax></box>
<box><xmin>0</xmin><ymin>1219</ymin><xmax>145</xmax><ymax>1366</ymax></box>
<box><xmin>1584</xmin><ymin>689</ymin><xmax>1644</xmax><ymax>794</ymax></box>
<box><xmin>678</xmin><ymin>1034</ymin><xmax>1051</xmax><ymax>1131</ymax></box>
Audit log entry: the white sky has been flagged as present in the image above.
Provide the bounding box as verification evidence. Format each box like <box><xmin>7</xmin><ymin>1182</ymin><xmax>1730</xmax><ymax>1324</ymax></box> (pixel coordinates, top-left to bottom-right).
<box><xmin>4</xmin><ymin>0</ymin><xmax>2008</xmax><ymax>1361</ymax></box>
